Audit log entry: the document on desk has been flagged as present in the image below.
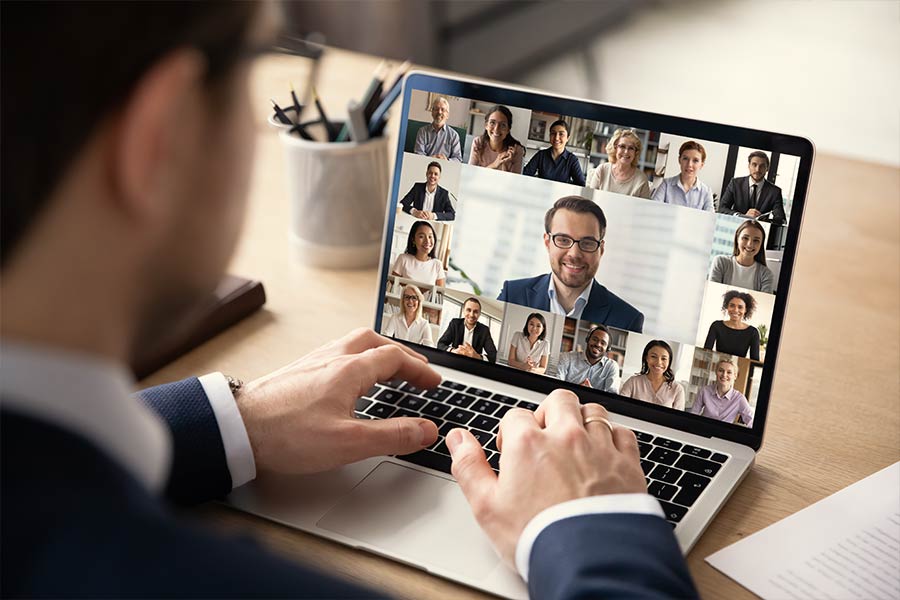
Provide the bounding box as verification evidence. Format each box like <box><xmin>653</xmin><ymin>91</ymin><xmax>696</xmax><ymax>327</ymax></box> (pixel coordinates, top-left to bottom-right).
<box><xmin>707</xmin><ymin>462</ymin><xmax>900</xmax><ymax>600</ymax></box>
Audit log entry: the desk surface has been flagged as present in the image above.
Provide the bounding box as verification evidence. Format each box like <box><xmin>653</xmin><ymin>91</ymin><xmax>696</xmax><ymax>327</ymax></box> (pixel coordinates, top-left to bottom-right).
<box><xmin>143</xmin><ymin>50</ymin><xmax>900</xmax><ymax>599</ymax></box>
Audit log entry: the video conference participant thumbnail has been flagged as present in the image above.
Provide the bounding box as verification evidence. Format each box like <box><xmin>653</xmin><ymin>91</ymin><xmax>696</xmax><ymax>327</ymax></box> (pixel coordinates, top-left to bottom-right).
<box><xmin>522</xmin><ymin>119</ymin><xmax>586</xmax><ymax>185</ymax></box>
<box><xmin>414</xmin><ymin>96</ymin><xmax>462</xmax><ymax>162</ymax></box>
<box><xmin>390</xmin><ymin>221</ymin><xmax>446</xmax><ymax>287</ymax></box>
<box><xmin>498</xmin><ymin>196</ymin><xmax>644</xmax><ymax>332</ymax></box>
<box><xmin>586</xmin><ymin>128</ymin><xmax>651</xmax><ymax>199</ymax></box>
<box><xmin>719</xmin><ymin>151</ymin><xmax>786</xmax><ymax>224</ymax></box>
<box><xmin>620</xmin><ymin>340</ymin><xmax>685</xmax><ymax>410</ymax></box>
<box><xmin>703</xmin><ymin>290</ymin><xmax>760</xmax><ymax>361</ymax></box>
<box><xmin>507</xmin><ymin>313</ymin><xmax>550</xmax><ymax>374</ymax></box>
<box><xmin>399</xmin><ymin>161</ymin><xmax>455</xmax><ymax>221</ymax></box>
<box><xmin>555</xmin><ymin>324</ymin><xmax>620</xmax><ymax>392</ymax></box>
<box><xmin>436</xmin><ymin>297</ymin><xmax>498</xmax><ymax>363</ymax></box>
<box><xmin>709</xmin><ymin>220</ymin><xmax>775</xmax><ymax>293</ymax></box>
<box><xmin>469</xmin><ymin>105</ymin><xmax>525</xmax><ymax>173</ymax></box>
<box><xmin>651</xmin><ymin>140</ymin><xmax>714</xmax><ymax>212</ymax></box>
<box><xmin>689</xmin><ymin>359</ymin><xmax>754</xmax><ymax>426</ymax></box>
<box><xmin>381</xmin><ymin>284</ymin><xmax>434</xmax><ymax>346</ymax></box>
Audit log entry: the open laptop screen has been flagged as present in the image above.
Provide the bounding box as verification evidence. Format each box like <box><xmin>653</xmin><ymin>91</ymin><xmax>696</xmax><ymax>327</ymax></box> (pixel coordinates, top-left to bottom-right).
<box><xmin>376</xmin><ymin>72</ymin><xmax>812</xmax><ymax>447</ymax></box>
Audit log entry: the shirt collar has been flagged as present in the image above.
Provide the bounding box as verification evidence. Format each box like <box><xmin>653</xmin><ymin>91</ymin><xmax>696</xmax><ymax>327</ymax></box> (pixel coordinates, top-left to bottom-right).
<box><xmin>749</xmin><ymin>177</ymin><xmax>765</xmax><ymax>190</ymax></box>
<box><xmin>714</xmin><ymin>384</ymin><xmax>737</xmax><ymax>400</ymax></box>
<box><xmin>547</xmin><ymin>276</ymin><xmax>592</xmax><ymax>318</ymax></box>
<box><xmin>0</xmin><ymin>339</ymin><xmax>171</xmax><ymax>492</ymax></box>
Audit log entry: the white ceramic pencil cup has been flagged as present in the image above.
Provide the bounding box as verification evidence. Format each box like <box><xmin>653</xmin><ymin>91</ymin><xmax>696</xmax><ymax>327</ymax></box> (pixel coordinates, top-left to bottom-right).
<box><xmin>278</xmin><ymin>129</ymin><xmax>390</xmax><ymax>269</ymax></box>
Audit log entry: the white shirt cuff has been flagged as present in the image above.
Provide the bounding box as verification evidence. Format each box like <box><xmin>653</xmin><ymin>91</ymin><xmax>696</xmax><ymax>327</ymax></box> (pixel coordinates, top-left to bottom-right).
<box><xmin>514</xmin><ymin>493</ymin><xmax>665</xmax><ymax>581</ymax></box>
<box><xmin>198</xmin><ymin>372</ymin><xmax>256</xmax><ymax>488</ymax></box>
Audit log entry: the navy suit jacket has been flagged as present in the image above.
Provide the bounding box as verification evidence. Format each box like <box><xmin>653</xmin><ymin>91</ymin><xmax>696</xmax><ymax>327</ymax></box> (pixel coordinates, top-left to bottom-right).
<box><xmin>399</xmin><ymin>182</ymin><xmax>455</xmax><ymax>221</ymax></box>
<box><xmin>499</xmin><ymin>273</ymin><xmax>645</xmax><ymax>333</ymax></box>
<box><xmin>718</xmin><ymin>175</ymin><xmax>786</xmax><ymax>224</ymax></box>
<box><xmin>436</xmin><ymin>318</ymin><xmax>498</xmax><ymax>363</ymax></box>
<box><xmin>2</xmin><ymin>376</ymin><xmax>696</xmax><ymax>598</ymax></box>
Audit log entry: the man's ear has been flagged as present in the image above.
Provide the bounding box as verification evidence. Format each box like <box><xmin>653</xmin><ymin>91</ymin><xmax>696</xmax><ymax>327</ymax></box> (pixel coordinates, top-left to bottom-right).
<box><xmin>543</xmin><ymin>232</ymin><xmax>551</xmax><ymax>251</ymax></box>
<box><xmin>599</xmin><ymin>239</ymin><xmax>605</xmax><ymax>258</ymax></box>
<box><xmin>110</xmin><ymin>48</ymin><xmax>206</xmax><ymax>220</ymax></box>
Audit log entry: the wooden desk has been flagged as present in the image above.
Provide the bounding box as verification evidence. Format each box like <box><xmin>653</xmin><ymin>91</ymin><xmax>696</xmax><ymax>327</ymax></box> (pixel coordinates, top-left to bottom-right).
<box><xmin>142</xmin><ymin>50</ymin><xmax>900</xmax><ymax>599</ymax></box>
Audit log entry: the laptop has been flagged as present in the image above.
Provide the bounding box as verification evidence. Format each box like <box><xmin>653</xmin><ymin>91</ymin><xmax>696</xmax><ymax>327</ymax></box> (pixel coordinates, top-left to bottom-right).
<box><xmin>227</xmin><ymin>71</ymin><xmax>814</xmax><ymax>599</ymax></box>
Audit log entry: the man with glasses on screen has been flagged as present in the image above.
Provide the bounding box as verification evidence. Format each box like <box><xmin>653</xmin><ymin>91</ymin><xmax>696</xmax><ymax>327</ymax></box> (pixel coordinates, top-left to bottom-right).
<box><xmin>499</xmin><ymin>196</ymin><xmax>644</xmax><ymax>332</ymax></box>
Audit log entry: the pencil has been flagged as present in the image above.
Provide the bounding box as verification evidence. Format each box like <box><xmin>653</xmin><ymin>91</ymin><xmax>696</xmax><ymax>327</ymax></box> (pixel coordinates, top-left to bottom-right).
<box><xmin>270</xmin><ymin>99</ymin><xmax>292</xmax><ymax>125</ymax></box>
<box><xmin>311</xmin><ymin>87</ymin><xmax>338</xmax><ymax>141</ymax></box>
<box><xmin>289</xmin><ymin>82</ymin><xmax>303</xmax><ymax>114</ymax></box>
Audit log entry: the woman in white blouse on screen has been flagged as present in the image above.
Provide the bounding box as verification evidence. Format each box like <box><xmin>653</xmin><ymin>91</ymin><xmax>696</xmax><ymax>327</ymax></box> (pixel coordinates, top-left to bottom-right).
<box><xmin>507</xmin><ymin>313</ymin><xmax>550</xmax><ymax>374</ymax></box>
<box><xmin>382</xmin><ymin>284</ymin><xmax>434</xmax><ymax>346</ymax></box>
<box><xmin>390</xmin><ymin>220</ymin><xmax>446</xmax><ymax>287</ymax></box>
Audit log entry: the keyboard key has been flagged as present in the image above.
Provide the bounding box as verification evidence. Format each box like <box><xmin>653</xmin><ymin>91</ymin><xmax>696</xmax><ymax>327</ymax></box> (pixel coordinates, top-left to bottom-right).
<box><xmin>633</xmin><ymin>430</ymin><xmax>654</xmax><ymax>443</ymax></box>
<box><xmin>469</xmin><ymin>429</ymin><xmax>492</xmax><ymax>447</ymax></box>
<box><xmin>647</xmin><ymin>447</ymin><xmax>679</xmax><ymax>466</ymax></box>
<box><xmin>672</xmin><ymin>472</ymin><xmax>711</xmax><ymax>507</ymax></box>
<box><xmin>638</xmin><ymin>441</ymin><xmax>652</xmax><ymax>457</ymax></box>
<box><xmin>649</xmin><ymin>465</ymin><xmax>683</xmax><ymax>484</ymax></box>
<box><xmin>423</xmin><ymin>387</ymin><xmax>451</xmax><ymax>402</ymax></box>
<box><xmin>467</xmin><ymin>386</ymin><xmax>493</xmax><ymax>398</ymax></box>
<box><xmin>486</xmin><ymin>437</ymin><xmax>499</xmax><ymax>452</ymax></box>
<box><xmin>427</xmin><ymin>436</ymin><xmax>444</xmax><ymax>451</ymax></box>
<box><xmin>675</xmin><ymin>455</ymin><xmax>722</xmax><ymax>478</ymax></box>
<box><xmin>398</xmin><ymin>449</ymin><xmax>451</xmax><ymax>474</ymax></box>
<box><xmin>494</xmin><ymin>406</ymin><xmax>513</xmax><ymax>419</ymax></box>
<box><xmin>422</xmin><ymin>402</ymin><xmax>451</xmax><ymax>418</ymax></box>
<box><xmin>652</xmin><ymin>436</ymin><xmax>683</xmax><ymax>451</ymax></box>
<box><xmin>400</xmin><ymin>383</ymin><xmax>424</xmax><ymax>395</ymax></box>
<box><xmin>382</xmin><ymin>379</ymin><xmax>405</xmax><ymax>389</ymax></box>
<box><xmin>366</xmin><ymin>402</ymin><xmax>397</xmax><ymax>419</ymax></box>
<box><xmin>472</xmin><ymin>399</ymin><xmax>500</xmax><ymax>415</ymax></box>
<box><xmin>658</xmin><ymin>500</ymin><xmax>688</xmax><ymax>523</ymax></box>
<box><xmin>446</xmin><ymin>408</ymin><xmax>475</xmax><ymax>425</ymax></box>
<box><xmin>648</xmin><ymin>481</ymin><xmax>678</xmax><ymax>501</ymax></box>
<box><xmin>640</xmin><ymin>459</ymin><xmax>653</xmax><ymax>475</ymax></box>
<box><xmin>421</xmin><ymin>415</ymin><xmax>444</xmax><ymax>429</ymax></box>
<box><xmin>517</xmin><ymin>400</ymin><xmax>539</xmax><ymax>412</ymax></box>
<box><xmin>375</xmin><ymin>389</ymin><xmax>404</xmax><ymax>404</ymax></box>
<box><xmin>710</xmin><ymin>453</ymin><xmax>729</xmax><ymax>464</ymax></box>
<box><xmin>397</xmin><ymin>395</ymin><xmax>427</xmax><ymax>411</ymax></box>
<box><xmin>393</xmin><ymin>408</ymin><xmax>420</xmax><ymax>419</ymax></box>
<box><xmin>682</xmin><ymin>445</ymin><xmax>712</xmax><ymax>459</ymax></box>
<box><xmin>487</xmin><ymin>453</ymin><xmax>500</xmax><ymax>471</ymax></box>
<box><xmin>354</xmin><ymin>411</ymin><xmax>371</xmax><ymax>419</ymax></box>
<box><xmin>440</xmin><ymin>380</ymin><xmax>467</xmax><ymax>391</ymax></box>
<box><xmin>432</xmin><ymin>440</ymin><xmax>450</xmax><ymax>455</ymax></box>
<box><xmin>491</xmin><ymin>393</ymin><xmax>518</xmax><ymax>405</ymax></box>
<box><xmin>447</xmin><ymin>392</ymin><xmax>475</xmax><ymax>408</ymax></box>
<box><xmin>438</xmin><ymin>421</ymin><xmax>456</xmax><ymax>437</ymax></box>
<box><xmin>365</xmin><ymin>385</ymin><xmax>381</xmax><ymax>398</ymax></box>
<box><xmin>470</xmin><ymin>415</ymin><xmax>500</xmax><ymax>432</ymax></box>
<box><xmin>355</xmin><ymin>397</ymin><xmax>373</xmax><ymax>412</ymax></box>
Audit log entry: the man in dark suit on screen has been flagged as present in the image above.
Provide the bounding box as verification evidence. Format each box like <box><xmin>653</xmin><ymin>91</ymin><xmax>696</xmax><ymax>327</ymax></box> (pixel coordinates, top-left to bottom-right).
<box><xmin>499</xmin><ymin>196</ymin><xmax>645</xmax><ymax>333</ymax></box>
<box><xmin>399</xmin><ymin>161</ymin><xmax>455</xmax><ymax>221</ymax></box>
<box><xmin>1</xmin><ymin>2</ymin><xmax>696</xmax><ymax>598</ymax></box>
<box><xmin>718</xmin><ymin>150</ymin><xmax>787</xmax><ymax>224</ymax></box>
<box><xmin>436</xmin><ymin>297</ymin><xmax>498</xmax><ymax>363</ymax></box>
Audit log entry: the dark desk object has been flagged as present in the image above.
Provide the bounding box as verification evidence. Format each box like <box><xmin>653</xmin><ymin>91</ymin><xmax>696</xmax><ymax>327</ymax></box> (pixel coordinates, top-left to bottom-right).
<box><xmin>132</xmin><ymin>275</ymin><xmax>266</xmax><ymax>379</ymax></box>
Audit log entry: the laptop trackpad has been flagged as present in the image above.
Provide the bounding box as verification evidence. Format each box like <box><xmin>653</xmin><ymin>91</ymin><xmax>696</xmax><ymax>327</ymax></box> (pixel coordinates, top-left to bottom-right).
<box><xmin>317</xmin><ymin>461</ymin><xmax>501</xmax><ymax>579</ymax></box>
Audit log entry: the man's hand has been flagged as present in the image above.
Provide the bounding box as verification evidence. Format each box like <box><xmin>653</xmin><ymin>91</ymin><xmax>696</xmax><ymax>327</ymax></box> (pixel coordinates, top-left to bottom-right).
<box><xmin>236</xmin><ymin>328</ymin><xmax>441</xmax><ymax>475</ymax></box>
<box><xmin>746</xmin><ymin>208</ymin><xmax>761</xmax><ymax>217</ymax></box>
<box><xmin>579</xmin><ymin>378</ymin><xmax>593</xmax><ymax>388</ymax></box>
<box><xmin>411</xmin><ymin>208</ymin><xmax>426</xmax><ymax>219</ymax></box>
<box><xmin>450</xmin><ymin>342</ymin><xmax>480</xmax><ymax>359</ymax></box>
<box><xmin>447</xmin><ymin>390</ymin><xmax>646</xmax><ymax>566</ymax></box>
<box><xmin>433</xmin><ymin>153</ymin><xmax>447</xmax><ymax>160</ymax></box>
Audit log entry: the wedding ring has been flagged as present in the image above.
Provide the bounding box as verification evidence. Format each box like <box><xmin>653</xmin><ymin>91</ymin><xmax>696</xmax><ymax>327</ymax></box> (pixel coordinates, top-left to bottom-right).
<box><xmin>583</xmin><ymin>416</ymin><xmax>615</xmax><ymax>435</ymax></box>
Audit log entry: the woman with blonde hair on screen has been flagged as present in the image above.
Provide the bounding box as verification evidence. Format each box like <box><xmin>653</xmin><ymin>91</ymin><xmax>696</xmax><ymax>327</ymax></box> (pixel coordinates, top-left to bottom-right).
<box><xmin>587</xmin><ymin>128</ymin><xmax>651</xmax><ymax>199</ymax></box>
<box><xmin>382</xmin><ymin>284</ymin><xmax>434</xmax><ymax>346</ymax></box>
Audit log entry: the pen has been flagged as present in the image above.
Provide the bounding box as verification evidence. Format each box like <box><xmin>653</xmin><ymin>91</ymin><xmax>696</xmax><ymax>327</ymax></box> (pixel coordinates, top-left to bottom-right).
<box><xmin>358</xmin><ymin>60</ymin><xmax>387</xmax><ymax>121</ymax></box>
<box><xmin>289</xmin><ymin>82</ymin><xmax>303</xmax><ymax>115</ymax></box>
<box><xmin>367</xmin><ymin>75</ymin><xmax>404</xmax><ymax>137</ymax></box>
<box><xmin>270</xmin><ymin>99</ymin><xmax>292</xmax><ymax>125</ymax></box>
<box><xmin>311</xmin><ymin>87</ymin><xmax>338</xmax><ymax>141</ymax></box>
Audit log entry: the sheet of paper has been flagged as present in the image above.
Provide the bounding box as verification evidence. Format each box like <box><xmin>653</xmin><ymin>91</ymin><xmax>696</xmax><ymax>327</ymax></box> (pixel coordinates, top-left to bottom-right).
<box><xmin>707</xmin><ymin>462</ymin><xmax>900</xmax><ymax>600</ymax></box>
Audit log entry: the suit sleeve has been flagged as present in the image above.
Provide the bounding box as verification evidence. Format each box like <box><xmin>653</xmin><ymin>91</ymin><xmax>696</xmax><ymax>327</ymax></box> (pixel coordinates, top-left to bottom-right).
<box><xmin>436</xmin><ymin>321</ymin><xmax>455</xmax><ymax>351</ymax></box>
<box><xmin>135</xmin><ymin>378</ymin><xmax>231</xmax><ymax>505</ymax></box>
<box><xmin>482</xmin><ymin>328</ymin><xmax>498</xmax><ymax>364</ymax></box>
<box><xmin>433</xmin><ymin>188</ymin><xmax>455</xmax><ymax>221</ymax></box>
<box><xmin>399</xmin><ymin>184</ymin><xmax>417</xmax><ymax>214</ymax></box>
<box><xmin>528</xmin><ymin>514</ymin><xmax>698</xmax><ymax>600</ymax></box>
<box><xmin>770</xmin><ymin>187</ymin><xmax>787</xmax><ymax>224</ymax></box>
<box><xmin>718</xmin><ymin>179</ymin><xmax>737</xmax><ymax>215</ymax></box>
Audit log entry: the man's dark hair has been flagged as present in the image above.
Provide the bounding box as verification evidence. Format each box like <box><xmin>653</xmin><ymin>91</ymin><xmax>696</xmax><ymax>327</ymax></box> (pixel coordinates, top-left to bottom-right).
<box><xmin>1</xmin><ymin>2</ymin><xmax>259</xmax><ymax>265</ymax></box>
<box><xmin>462</xmin><ymin>297</ymin><xmax>482</xmax><ymax>311</ymax></box>
<box><xmin>549</xmin><ymin>120</ymin><xmax>569</xmax><ymax>134</ymax></box>
<box><xmin>585</xmin><ymin>324</ymin><xmax>610</xmax><ymax>345</ymax></box>
<box><xmin>427</xmin><ymin>161</ymin><xmax>442</xmax><ymax>173</ymax></box>
<box><xmin>747</xmin><ymin>151</ymin><xmax>770</xmax><ymax>168</ymax></box>
<box><xmin>544</xmin><ymin>196</ymin><xmax>607</xmax><ymax>239</ymax></box>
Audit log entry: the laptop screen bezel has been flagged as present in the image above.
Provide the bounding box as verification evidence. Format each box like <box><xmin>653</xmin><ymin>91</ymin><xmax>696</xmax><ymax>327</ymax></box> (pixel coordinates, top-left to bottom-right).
<box><xmin>375</xmin><ymin>71</ymin><xmax>814</xmax><ymax>452</ymax></box>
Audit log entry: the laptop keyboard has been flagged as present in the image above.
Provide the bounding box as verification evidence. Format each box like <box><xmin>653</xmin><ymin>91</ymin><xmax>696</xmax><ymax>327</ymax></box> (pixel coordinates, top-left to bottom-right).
<box><xmin>355</xmin><ymin>379</ymin><xmax>729</xmax><ymax>526</ymax></box>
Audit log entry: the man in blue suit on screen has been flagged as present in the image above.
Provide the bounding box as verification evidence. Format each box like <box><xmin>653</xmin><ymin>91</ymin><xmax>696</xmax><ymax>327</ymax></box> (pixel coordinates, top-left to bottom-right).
<box><xmin>1</xmin><ymin>2</ymin><xmax>693</xmax><ymax>598</ymax></box>
<box><xmin>499</xmin><ymin>196</ymin><xmax>645</xmax><ymax>332</ymax></box>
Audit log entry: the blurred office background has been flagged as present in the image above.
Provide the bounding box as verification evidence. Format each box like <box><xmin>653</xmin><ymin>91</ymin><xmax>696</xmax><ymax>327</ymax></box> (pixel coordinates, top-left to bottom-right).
<box><xmin>283</xmin><ymin>0</ymin><xmax>900</xmax><ymax>167</ymax></box>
